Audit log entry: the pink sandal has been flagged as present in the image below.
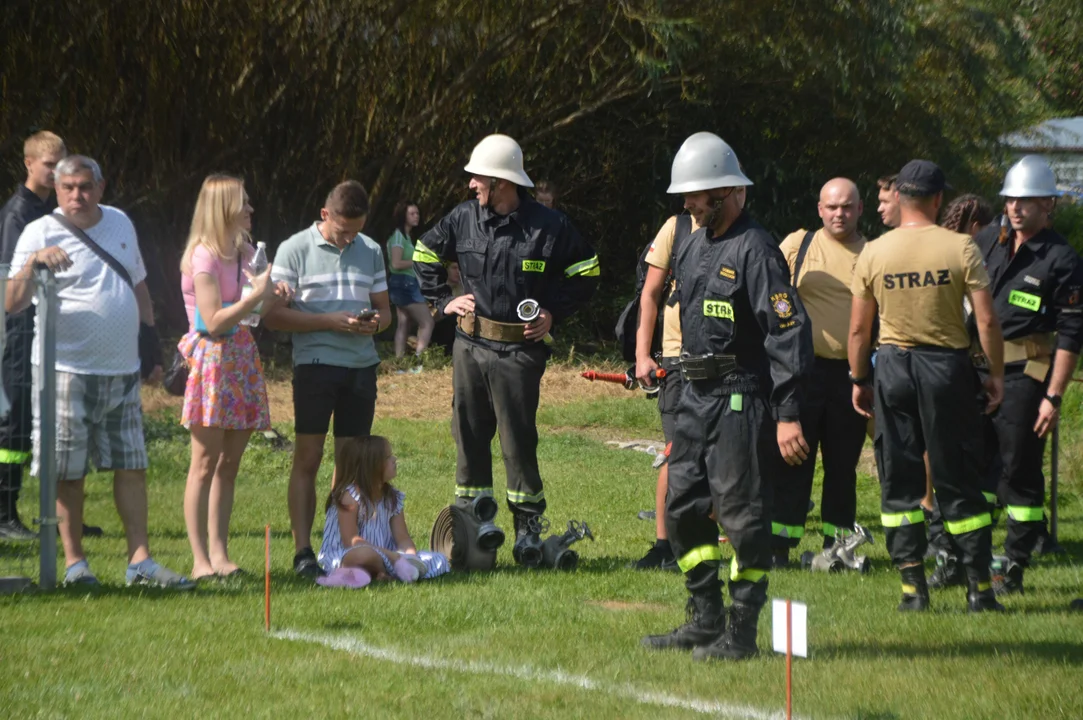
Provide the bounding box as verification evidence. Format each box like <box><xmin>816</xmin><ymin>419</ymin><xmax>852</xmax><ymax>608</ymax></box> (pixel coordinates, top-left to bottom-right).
<box><xmin>316</xmin><ymin>567</ymin><xmax>372</xmax><ymax>589</ymax></box>
<box><xmin>392</xmin><ymin>556</ymin><xmax>424</xmax><ymax>584</ymax></box>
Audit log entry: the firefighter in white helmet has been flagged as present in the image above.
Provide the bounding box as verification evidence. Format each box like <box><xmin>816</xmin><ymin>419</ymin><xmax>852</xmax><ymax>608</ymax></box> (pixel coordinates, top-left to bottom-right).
<box><xmin>642</xmin><ymin>132</ymin><xmax>813</xmax><ymax>661</ymax></box>
<box><xmin>413</xmin><ymin>134</ymin><xmax>599</xmax><ymax>567</ymax></box>
<box><xmin>970</xmin><ymin>155</ymin><xmax>1083</xmax><ymax>596</ymax></box>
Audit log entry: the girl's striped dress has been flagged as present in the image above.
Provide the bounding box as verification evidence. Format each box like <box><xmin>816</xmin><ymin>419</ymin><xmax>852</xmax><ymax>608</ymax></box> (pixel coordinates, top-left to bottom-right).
<box><xmin>318</xmin><ymin>485</ymin><xmax>449</xmax><ymax>579</ymax></box>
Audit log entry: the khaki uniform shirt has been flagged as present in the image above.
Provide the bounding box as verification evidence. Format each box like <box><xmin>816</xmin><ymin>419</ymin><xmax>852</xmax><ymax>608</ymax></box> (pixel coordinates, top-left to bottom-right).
<box><xmin>780</xmin><ymin>228</ymin><xmax>866</xmax><ymax>359</ymax></box>
<box><xmin>851</xmin><ymin>225</ymin><xmax>989</xmax><ymax>349</ymax></box>
<box><xmin>644</xmin><ymin>215</ymin><xmax>701</xmax><ymax>357</ymax></box>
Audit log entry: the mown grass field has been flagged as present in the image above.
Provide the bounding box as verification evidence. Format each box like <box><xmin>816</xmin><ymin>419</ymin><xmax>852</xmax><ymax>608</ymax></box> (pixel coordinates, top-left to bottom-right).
<box><xmin>2</xmin><ymin>360</ymin><xmax>1082</xmax><ymax>719</ymax></box>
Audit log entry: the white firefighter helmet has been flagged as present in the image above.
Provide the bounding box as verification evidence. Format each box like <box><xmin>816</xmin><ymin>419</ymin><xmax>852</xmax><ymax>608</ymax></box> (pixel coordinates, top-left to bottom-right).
<box><xmin>463</xmin><ymin>134</ymin><xmax>534</xmax><ymax>188</ymax></box>
<box><xmin>667</xmin><ymin>132</ymin><xmax>753</xmax><ymax>194</ymax></box>
<box><xmin>1000</xmin><ymin>155</ymin><xmax>1062</xmax><ymax>198</ymax></box>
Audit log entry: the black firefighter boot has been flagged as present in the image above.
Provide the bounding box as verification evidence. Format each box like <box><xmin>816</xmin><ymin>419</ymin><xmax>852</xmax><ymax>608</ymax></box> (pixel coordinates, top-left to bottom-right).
<box><xmin>898</xmin><ymin>564</ymin><xmax>930</xmax><ymax>612</ymax></box>
<box><xmin>642</xmin><ymin>564</ymin><xmax>725</xmax><ymax>651</ymax></box>
<box><xmin>693</xmin><ymin>603</ymin><xmax>762</xmax><ymax>661</ymax></box>
<box><xmin>771</xmin><ymin>547</ymin><xmax>791</xmax><ymax>569</ymax></box>
<box><xmin>969</xmin><ymin>566</ymin><xmax>1006</xmax><ymax>612</ymax></box>
<box><xmin>693</xmin><ymin>578</ymin><xmax>767</xmax><ymax>662</ymax></box>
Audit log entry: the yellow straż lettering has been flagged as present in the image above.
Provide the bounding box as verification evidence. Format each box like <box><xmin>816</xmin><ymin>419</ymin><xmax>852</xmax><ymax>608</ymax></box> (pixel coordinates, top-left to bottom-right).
<box><xmin>703</xmin><ymin>299</ymin><xmax>734</xmax><ymax>320</ymax></box>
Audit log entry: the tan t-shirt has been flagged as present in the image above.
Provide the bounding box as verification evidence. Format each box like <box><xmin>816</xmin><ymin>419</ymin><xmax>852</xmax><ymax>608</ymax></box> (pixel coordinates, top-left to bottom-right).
<box><xmin>851</xmin><ymin>225</ymin><xmax>990</xmax><ymax>349</ymax></box>
<box><xmin>780</xmin><ymin>228</ymin><xmax>866</xmax><ymax>359</ymax></box>
<box><xmin>644</xmin><ymin>214</ymin><xmax>701</xmax><ymax>357</ymax></box>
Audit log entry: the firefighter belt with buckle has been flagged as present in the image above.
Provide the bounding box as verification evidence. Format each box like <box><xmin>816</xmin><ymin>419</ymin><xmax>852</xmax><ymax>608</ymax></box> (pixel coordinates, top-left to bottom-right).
<box><xmin>458</xmin><ymin>312</ymin><xmax>528</xmax><ymax>342</ymax></box>
<box><xmin>1004</xmin><ymin>333</ymin><xmax>1054</xmax><ymax>382</ymax></box>
<box><xmin>678</xmin><ymin>353</ymin><xmax>738</xmax><ymax>381</ymax></box>
<box><xmin>974</xmin><ymin>333</ymin><xmax>1053</xmax><ymax>382</ymax></box>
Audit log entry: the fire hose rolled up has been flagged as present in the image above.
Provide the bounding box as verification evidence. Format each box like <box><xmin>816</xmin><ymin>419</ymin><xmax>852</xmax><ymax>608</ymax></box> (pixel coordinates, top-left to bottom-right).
<box><xmin>429</xmin><ymin>504</ymin><xmax>499</xmax><ymax>572</ymax></box>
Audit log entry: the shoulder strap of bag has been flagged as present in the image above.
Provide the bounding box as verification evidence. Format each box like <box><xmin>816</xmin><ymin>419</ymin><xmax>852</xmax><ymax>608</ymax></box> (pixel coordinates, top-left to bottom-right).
<box><xmin>671</xmin><ymin>214</ymin><xmax>692</xmax><ymax>271</ymax></box>
<box><xmin>235</xmin><ymin>248</ymin><xmax>244</xmax><ymax>302</ymax></box>
<box><xmin>791</xmin><ymin>229</ymin><xmax>816</xmax><ymax>286</ymax></box>
<box><xmin>663</xmin><ymin>214</ymin><xmax>693</xmax><ymax>288</ymax></box>
<box><xmin>665</xmin><ymin>214</ymin><xmax>696</xmax><ymax>309</ymax></box>
<box><xmin>50</xmin><ymin>214</ymin><xmax>133</xmax><ymax>289</ymax></box>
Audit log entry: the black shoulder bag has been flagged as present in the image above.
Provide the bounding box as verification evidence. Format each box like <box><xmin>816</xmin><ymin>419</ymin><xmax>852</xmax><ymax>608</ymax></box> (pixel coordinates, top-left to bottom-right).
<box><xmin>161</xmin><ymin>255</ymin><xmax>244</xmax><ymax>397</ymax></box>
<box><xmin>50</xmin><ymin>214</ymin><xmax>164</xmax><ymax>380</ymax></box>
<box><xmin>614</xmin><ymin>214</ymin><xmax>693</xmax><ymax>362</ymax></box>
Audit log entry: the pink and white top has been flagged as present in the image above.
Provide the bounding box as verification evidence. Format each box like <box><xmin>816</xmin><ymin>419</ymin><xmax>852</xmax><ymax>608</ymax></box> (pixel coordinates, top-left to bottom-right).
<box><xmin>181</xmin><ymin>243</ymin><xmax>254</xmax><ymax>330</ymax></box>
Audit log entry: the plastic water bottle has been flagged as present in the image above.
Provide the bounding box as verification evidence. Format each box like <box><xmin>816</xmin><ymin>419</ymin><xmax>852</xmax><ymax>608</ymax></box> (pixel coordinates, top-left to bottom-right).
<box><xmin>240</xmin><ymin>241</ymin><xmax>269</xmax><ymax>327</ymax></box>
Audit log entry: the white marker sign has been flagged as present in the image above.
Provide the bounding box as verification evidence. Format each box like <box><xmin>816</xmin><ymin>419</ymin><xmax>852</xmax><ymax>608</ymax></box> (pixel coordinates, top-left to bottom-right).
<box><xmin>772</xmin><ymin>598</ymin><xmax>808</xmax><ymax>658</ymax></box>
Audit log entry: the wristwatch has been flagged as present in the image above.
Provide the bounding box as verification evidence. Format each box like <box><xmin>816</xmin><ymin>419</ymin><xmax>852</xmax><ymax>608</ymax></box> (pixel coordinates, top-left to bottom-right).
<box><xmin>1045</xmin><ymin>393</ymin><xmax>1062</xmax><ymax>409</ymax></box>
<box><xmin>848</xmin><ymin>370</ymin><xmax>870</xmax><ymax>387</ymax></box>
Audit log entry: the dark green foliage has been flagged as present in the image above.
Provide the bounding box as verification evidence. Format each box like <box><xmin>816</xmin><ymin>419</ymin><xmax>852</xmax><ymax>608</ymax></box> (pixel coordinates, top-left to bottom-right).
<box><xmin>0</xmin><ymin>1</ymin><xmax>1073</xmax><ymax>338</ymax></box>
<box><xmin>1055</xmin><ymin>200</ymin><xmax>1083</xmax><ymax>254</ymax></box>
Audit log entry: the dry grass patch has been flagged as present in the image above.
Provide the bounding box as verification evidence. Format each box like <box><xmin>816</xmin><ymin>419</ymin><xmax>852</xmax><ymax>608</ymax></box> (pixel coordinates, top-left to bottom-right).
<box><xmin>140</xmin><ymin>385</ymin><xmax>182</xmax><ymax>417</ymax></box>
<box><xmin>141</xmin><ymin>365</ymin><xmax>637</xmax><ymax>424</ymax></box>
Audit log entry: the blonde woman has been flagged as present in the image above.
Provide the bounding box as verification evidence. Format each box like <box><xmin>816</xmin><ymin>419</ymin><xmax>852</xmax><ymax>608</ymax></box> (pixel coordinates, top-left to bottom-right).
<box><xmin>178</xmin><ymin>175</ymin><xmax>290</xmax><ymax>580</ymax></box>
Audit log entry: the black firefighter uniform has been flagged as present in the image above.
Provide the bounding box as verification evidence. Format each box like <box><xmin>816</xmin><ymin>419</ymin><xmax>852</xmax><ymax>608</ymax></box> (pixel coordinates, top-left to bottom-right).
<box><xmin>973</xmin><ymin>220</ymin><xmax>1083</xmax><ymax>568</ymax></box>
<box><xmin>666</xmin><ymin>211</ymin><xmax>813</xmax><ymax>615</ymax></box>
<box><xmin>413</xmin><ymin>192</ymin><xmax>598</xmax><ymax>521</ymax></box>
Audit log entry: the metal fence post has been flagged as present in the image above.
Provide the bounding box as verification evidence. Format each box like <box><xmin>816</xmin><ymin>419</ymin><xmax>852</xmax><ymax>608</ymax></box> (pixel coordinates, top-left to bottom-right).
<box><xmin>35</xmin><ymin>267</ymin><xmax>57</xmax><ymax>590</ymax></box>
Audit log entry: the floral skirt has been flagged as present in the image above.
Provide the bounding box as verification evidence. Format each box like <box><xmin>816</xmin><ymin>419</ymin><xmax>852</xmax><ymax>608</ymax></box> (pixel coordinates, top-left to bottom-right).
<box><xmin>179</xmin><ymin>327</ymin><xmax>271</xmax><ymax>431</ymax></box>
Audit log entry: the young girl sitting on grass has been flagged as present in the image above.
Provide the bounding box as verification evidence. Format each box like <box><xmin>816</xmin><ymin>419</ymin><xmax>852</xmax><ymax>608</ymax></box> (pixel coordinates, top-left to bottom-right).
<box><xmin>317</xmin><ymin>436</ymin><xmax>449</xmax><ymax>588</ymax></box>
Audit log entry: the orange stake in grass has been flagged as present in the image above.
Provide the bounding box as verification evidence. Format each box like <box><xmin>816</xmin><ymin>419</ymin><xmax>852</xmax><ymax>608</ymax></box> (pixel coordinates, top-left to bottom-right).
<box><xmin>265</xmin><ymin>524</ymin><xmax>271</xmax><ymax>632</ymax></box>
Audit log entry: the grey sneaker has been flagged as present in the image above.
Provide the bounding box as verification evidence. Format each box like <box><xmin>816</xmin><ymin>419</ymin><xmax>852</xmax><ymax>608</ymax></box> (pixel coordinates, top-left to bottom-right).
<box><xmin>0</xmin><ymin>518</ymin><xmax>37</xmax><ymax>541</ymax></box>
<box><xmin>64</xmin><ymin>560</ymin><xmax>100</xmax><ymax>587</ymax></box>
<box><xmin>126</xmin><ymin>559</ymin><xmax>195</xmax><ymax>590</ymax></box>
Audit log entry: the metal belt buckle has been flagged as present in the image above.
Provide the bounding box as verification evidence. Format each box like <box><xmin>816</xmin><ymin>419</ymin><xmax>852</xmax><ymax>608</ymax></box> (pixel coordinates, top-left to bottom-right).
<box><xmin>678</xmin><ymin>353</ymin><xmax>711</xmax><ymax>381</ymax></box>
<box><xmin>712</xmin><ymin>355</ymin><xmax>738</xmax><ymax>377</ymax></box>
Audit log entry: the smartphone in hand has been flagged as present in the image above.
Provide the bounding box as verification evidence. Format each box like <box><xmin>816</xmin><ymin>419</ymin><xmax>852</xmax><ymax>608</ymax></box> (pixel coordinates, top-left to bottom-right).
<box><xmin>355</xmin><ymin>309</ymin><xmax>378</xmax><ymax>320</ymax></box>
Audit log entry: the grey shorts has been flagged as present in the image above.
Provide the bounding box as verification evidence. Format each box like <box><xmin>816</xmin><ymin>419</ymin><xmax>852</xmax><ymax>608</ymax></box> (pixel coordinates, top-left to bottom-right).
<box><xmin>32</xmin><ymin>368</ymin><xmax>148</xmax><ymax>480</ymax></box>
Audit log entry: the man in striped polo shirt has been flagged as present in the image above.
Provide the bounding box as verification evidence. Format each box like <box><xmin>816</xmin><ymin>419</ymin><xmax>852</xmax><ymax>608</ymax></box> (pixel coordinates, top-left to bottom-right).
<box><xmin>267</xmin><ymin>181</ymin><xmax>391</xmax><ymax>579</ymax></box>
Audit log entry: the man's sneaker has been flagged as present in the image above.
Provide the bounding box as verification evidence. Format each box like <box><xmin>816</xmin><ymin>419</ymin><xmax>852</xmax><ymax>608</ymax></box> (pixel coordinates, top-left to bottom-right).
<box><xmin>992</xmin><ymin>561</ymin><xmax>1025</xmax><ymax>596</ymax></box>
<box><xmin>642</xmin><ymin>596</ymin><xmax>725</xmax><ymax>651</ymax></box>
<box><xmin>0</xmin><ymin>517</ymin><xmax>37</xmax><ymax>541</ymax></box>
<box><xmin>928</xmin><ymin>550</ymin><xmax>965</xmax><ymax>589</ymax></box>
<box><xmin>1070</xmin><ymin>598</ymin><xmax>1083</xmax><ymax>611</ymax></box>
<box><xmin>126</xmin><ymin>559</ymin><xmax>196</xmax><ymax>590</ymax></box>
<box><xmin>632</xmin><ymin>542</ymin><xmax>678</xmax><ymax>571</ymax></box>
<box><xmin>63</xmin><ymin>559</ymin><xmax>100</xmax><ymax>587</ymax></box>
<box><xmin>293</xmin><ymin>547</ymin><xmax>326</xmax><ymax>579</ymax></box>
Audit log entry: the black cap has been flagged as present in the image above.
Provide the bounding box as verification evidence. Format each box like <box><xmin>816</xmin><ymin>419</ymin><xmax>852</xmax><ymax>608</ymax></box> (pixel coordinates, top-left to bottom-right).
<box><xmin>896</xmin><ymin>160</ymin><xmax>950</xmax><ymax>196</ymax></box>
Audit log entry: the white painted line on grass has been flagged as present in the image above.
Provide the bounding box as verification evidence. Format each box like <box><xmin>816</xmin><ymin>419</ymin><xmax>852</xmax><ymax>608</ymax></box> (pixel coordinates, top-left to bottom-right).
<box><xmin>273</xmin><ymin>628</ymin><xmax>801</xmax><ymax>719</ymax></box>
